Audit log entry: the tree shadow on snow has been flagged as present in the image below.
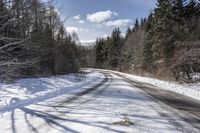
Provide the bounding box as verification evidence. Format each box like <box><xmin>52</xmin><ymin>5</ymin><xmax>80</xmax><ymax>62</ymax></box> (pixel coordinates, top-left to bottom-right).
<box><xmin>7</xmin><ymin>96</ymin><xmax>126</xmax><ymax>133</ymax></box>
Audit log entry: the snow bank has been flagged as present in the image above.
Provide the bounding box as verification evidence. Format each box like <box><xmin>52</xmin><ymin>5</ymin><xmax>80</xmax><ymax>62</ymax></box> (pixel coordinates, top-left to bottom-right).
<box><xmin>105</xmin><ymin>70</ymin><xmax>200</xmax><ymax>101</ymax></box>
<box><xmin>0</xmin><ymin>70</ymin><xmax>104</xmax><ymax>112</ymax></box>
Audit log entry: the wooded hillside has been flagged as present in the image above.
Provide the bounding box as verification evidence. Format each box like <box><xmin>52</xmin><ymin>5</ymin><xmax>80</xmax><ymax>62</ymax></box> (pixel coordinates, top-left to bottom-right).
<box><xmin>95</xmin><ymin>0</ymin><xmax>200</xmax><ymax>82</ymax></box>
<box><xmin>0</xmin><ymin>0</ymin><xmax>80</xmax><ymax>81</ymax></box>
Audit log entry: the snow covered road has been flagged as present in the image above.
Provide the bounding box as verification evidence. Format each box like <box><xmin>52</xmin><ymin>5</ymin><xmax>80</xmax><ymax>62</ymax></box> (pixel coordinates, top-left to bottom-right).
<box><xmin>0</xmin><ymin>69</ymin><xmax>200</xmax><ymax>133</ymax></box>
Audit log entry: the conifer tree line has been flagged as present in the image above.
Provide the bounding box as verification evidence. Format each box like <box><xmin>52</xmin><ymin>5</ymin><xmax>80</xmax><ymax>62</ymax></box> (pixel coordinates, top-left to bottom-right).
<box><xmin>0</xmin><ymin>0</ymin><xmax>80</xmax><ymax>81</ymax></box>
<box><xmin>95</xmin><ymin>0</ymin><xmax>200</xmax><ymax>82</ymax></box>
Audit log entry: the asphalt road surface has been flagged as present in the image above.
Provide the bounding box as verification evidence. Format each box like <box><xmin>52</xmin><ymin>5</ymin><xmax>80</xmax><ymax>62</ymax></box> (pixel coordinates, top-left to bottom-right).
<box><xmin>0</xmin><ymin>70</ymin><xmax>200</xmax><ymax>133</ymax></box>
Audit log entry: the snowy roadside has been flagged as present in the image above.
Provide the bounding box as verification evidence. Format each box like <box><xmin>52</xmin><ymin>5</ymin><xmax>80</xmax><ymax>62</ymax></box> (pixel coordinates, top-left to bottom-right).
<box><xmin>0</xmin><ymin>70</ymin><xmax>104</xmax><ymax>112</ymax></box>
<box><xmin>99</xmin><ymin>69</ymin><xmax>200</xmax><ymax>101</ymax></box>
<box><xmin>0</xmin><ymin>72</ymin><xmax>198</xmax><ymax>133</ymax></box>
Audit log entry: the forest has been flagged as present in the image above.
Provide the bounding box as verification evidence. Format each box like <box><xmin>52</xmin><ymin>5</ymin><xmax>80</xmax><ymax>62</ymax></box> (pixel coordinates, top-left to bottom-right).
<box><xmin>95</xmin><ymin>0</ymin><xmax>200</xmax><ymax>82</ymax></box>
<box><xmin>0</xmin><ymin>0</ymin><xmax>81</xmax><ymax>81</ymax></box>
<box><xmin>1</xmin><ymin>0</ymin><xmax>200</xmax><ymax>83</ymax></box>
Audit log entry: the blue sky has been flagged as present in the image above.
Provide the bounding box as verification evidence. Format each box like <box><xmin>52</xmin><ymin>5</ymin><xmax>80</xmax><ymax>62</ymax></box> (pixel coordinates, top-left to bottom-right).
<box><xmin>53</xmin><ymin>0</ymin><xmax>157</xmax><ymax>43</ymax></box>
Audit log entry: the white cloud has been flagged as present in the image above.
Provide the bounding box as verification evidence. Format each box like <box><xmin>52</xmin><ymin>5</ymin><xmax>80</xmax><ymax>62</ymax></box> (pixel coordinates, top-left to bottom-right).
<box><xmin>121</xmin><ymin>32</ymin><xmax>126</xmax><ymax>37</ymax></box>
<box><xmin>65</xmin><ymin>27</ymin><xmax>90</xmax><ymax>33</ymax></box>
<box><xmin>73</xmin><ymin>15</ymin><xmax>85</xmax><ymax>24</ymax></box>
<box><xmin>80</xmin><ymin>40</ymin><xmax>96</xmax><ymax>44</ymax></box>
<box><xmin>54</xmin><ymin>9</ymin><xmax>59</xmax><ymax>14</ymax></box>
<box><xmin>129</xmin><ymin>24</ymin><xmax>134</xmax><ymax>29</ymax></box>
<box><xmin>104</xmin><ymin>19</ymin><xmax>131</xmax><ymax>27</ymax></box>
<box><xmin>73</xmin><ymin>15</ymin><xmax>81</xmax><ymax>20</ymax></box>
<box><xmin>102</xmin><ymin>34</ymin><xmax>108</xmax><ymax>38</ymax></box>
<box><xmin>66</xmin><ymin>27</ymin><xmax>79</xmax><ymax>33</ymax></box>
<box><xmin>78</xmin><ymin>20</ymin><xmax>85</xmax><ymax>24</ymax></box>
<box><xmin>87</xmin><ymin>10</ymin><xmax>118</xmax><ymax>23</ymax></box>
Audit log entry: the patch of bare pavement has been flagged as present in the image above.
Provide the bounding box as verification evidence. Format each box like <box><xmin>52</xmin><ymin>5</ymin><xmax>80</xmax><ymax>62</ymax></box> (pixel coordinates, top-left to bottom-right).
<box><xmin>112</xmin><ymin>72</ymin><xmax>200</xmax><ymax>131</ymax></box>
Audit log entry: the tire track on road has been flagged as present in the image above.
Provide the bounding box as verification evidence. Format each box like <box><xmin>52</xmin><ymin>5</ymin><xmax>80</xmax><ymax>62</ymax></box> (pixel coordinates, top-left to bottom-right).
<box><xmin>54</xmin><ymin>72</ymin><xmax>111</xmax><ymax>106</ymax></box>
<box><xmin>112</xmin><ymin>72</ymin><xmax>200</xmax><ymax>131</ymax></box>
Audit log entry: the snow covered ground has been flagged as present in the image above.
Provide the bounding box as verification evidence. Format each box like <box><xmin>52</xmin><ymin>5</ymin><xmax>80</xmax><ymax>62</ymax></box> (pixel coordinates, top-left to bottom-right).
<box><xmin>0</xmin><ymin>70</ymin><xmax>104</xmax><ymax>111</ymax></box>
<box><xmin>0</xmin><ymin>69</ymin><xmax>199</xmax><ymax>133</ymax></box>
<box><xmin>104</xmin><ymin>69</ymin><xmax>200</xmax><ymax>101</ymax></box>
<box><xmin>0</xmin><ymin>72</ymin><xmax>199</xmax><ymax>133</ymax></box>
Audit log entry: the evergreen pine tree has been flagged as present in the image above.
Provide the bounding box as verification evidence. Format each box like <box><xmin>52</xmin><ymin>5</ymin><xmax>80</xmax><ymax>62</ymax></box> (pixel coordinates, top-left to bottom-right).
<box><xmin>142</xmin><ymin>13</ymin><xmax>155</xmax><ymax>72</ymax></box>
<box><xmin>125</xmin><ymin>27</ymin><xmax>132</xmax><ymax>40</ymax></box>
<box><xmin>134</xmin><ymin>18</ymin><xmax>139</xmax><ymax>30</ymax></box>
<box><xmin>172</xmin><ymin>0</ymin><xmax>186</xmax><ymax>23</ymax></box>
<box><xmin>153</xmin><ymin>0</ymin><xmax>175</xmax><ymax>63</ymax></box>
<box><xmin>41</xmin><ymin>24</ymin><xmax>55</xmax><ymax>74</ymax></box>
<box><xmin>185</xmin><ymin>0</ymin><xmax>199</xmax><ymax>18</ymax></box>
<box><xmin>108</xmin><ymin>28</ymin><xmax>124</xmax><ymax>68</ymax></box>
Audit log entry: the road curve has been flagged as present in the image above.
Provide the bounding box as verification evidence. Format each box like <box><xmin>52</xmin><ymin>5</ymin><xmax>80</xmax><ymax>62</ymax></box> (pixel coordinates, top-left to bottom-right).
<box><xmin>110</xmin><ymin>71</ymin><xmax>200</xmax><ymax>131</ymax></box>
<box><xmin>54</xmin><ymin>72</ymin><xmax>111</xmax><ymax>106</ymax></box>
<box><xmin>0</xmin><ymin>70</ymin><xmax>200</xmax><ymax>133</ymax></box>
